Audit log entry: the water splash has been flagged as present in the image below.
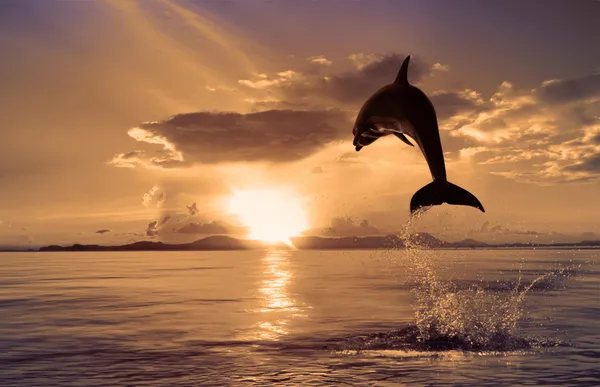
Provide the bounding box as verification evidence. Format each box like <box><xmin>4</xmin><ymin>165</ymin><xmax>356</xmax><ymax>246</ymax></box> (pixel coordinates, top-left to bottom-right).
<box><xmin>330</xmin><ymin>213</ymin><xmax>578</xmax><ymax>354</ymax></box>
<box><xmin>394</xmin><ymin>212</ymin><xmax>571</xmax><ymax>351</ymax></box>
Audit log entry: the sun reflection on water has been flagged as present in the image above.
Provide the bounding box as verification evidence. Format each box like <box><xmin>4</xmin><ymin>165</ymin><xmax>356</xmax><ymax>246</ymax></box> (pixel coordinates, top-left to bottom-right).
<box><xmin>260</xmin><ymin>251</ymin><xmax>296</xmax><ymax>313</ymax></box>
<box><xmin>252</xmin><ymin>248</ymin><xmax>308</xmax><ymax>341</ymax></box>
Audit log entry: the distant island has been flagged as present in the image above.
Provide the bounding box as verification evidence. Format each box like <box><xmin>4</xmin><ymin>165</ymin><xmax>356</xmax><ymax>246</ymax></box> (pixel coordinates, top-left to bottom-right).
<box><xmin>30</xmin><ymin>233</ymin><xmax>600</xmax><ymax>252</ymax></box>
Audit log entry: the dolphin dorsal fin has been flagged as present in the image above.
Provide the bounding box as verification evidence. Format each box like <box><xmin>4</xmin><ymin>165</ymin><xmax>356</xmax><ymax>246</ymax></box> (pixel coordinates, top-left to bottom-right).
<box><xmin>394</xmin><ymin>55</ymin><xmax>411</xmax><ymax>85</ymax></box>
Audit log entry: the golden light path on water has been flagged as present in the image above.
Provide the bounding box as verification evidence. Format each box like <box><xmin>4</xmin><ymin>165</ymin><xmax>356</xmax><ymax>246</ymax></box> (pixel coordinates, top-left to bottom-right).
<box><xmin>253</xmin><ymin>248</ymin><xmax>309</xmax><ymax>341</ymax></box>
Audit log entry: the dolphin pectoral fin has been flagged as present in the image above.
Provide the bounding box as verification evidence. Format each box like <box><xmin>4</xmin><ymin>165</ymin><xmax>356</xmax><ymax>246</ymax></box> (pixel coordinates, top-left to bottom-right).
<box><xmin>410</xmin><ymin>181</ymin><xmax>485</xmax><ymax>214</ymax></box>
<box><xmin>369</xmin><ymin>117</ymin><xmax>414</xmax><ymax>147</ymax></box>
<box><xmin>393</xmin><ymin>132</ymin><xmax>414</xmax><ymax>147</ymax></box>
<box><xmin>355</xmin><ymin>144</ymin><xmax>363</xmax><ymax>152</ymax></box>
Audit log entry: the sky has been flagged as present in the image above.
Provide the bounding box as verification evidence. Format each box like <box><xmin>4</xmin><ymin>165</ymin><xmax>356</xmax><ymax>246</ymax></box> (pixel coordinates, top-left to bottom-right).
<box><xmin>1</xmin><ymin>0</ymin><xmax>600</xmax><ymax>247</ymax></box>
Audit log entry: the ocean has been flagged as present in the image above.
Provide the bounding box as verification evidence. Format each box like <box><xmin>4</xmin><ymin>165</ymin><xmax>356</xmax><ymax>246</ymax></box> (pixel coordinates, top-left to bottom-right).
<box><xmin>1</xmin><ymin>247</ymin><xmax>598</xmax><ymax>386</ymax></box>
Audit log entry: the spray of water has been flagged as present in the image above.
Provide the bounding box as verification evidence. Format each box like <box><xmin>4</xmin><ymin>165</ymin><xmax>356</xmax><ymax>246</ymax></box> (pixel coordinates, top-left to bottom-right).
<box><xmin>332</xmin><ymin>212</ymin><xmax>576</xmax><ymax>354</ymax></box>
<box><xmin>395</xmin><ymin>211</ymin><xmax>570</xmax><ymax>351</ymax></box>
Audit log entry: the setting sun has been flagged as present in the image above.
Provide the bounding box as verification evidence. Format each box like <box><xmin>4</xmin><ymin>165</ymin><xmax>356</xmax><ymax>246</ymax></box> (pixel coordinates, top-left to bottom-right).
<box><xmin>226</xmin><ymin>189</ymin><xmax>309</xmax><ymax>246</ymax></box>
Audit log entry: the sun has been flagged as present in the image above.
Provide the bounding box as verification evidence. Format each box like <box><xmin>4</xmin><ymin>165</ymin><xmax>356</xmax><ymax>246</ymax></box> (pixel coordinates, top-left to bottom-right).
<box><xmin>226</xmin><ymin>188</ymin><xmax>308</xmax><ymax>246</ymax></box>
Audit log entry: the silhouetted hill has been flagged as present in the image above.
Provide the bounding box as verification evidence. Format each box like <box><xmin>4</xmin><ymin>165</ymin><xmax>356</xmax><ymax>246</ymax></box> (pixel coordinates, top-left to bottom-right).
<box><xmin>453</xmin><ymin>238</ymin><xmax>490</xmax><ymax>248</ymax></box>
<box><xmin>35</xmin><ymin>233</ymin><xmax>473</xmax><ymax>252</ymax></box>
<box><xmin>39</xmin><ymin>236</ymin><xmax>262</xmax><ymax>252</ymax></box>
<box><xmin>30</xmin><ymin>235</ymin><xmax>600</xmax><ymax>252</ymax></box>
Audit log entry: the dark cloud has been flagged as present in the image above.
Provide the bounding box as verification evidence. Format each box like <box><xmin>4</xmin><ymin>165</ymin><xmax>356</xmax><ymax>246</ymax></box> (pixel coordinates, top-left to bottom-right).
<box><xmin>186</xmin><ymin>202</ymin><xmax>198</xmax><ymax>216</ymax></box>
<box><xmin>111</xmin><ymin>53</ymin><xmax>459</xmax><ymax>170</ymax></box>
<box><xmin>477</xmin><ymin>221</ymin><xmax>539</xmax><ymax>236</ymax></box>
<box><xmin>241</xmin><ymin>53</ymin><xmax>431</xmax><ymax>107</ymax></box>
<box><xmin>156</xmin><ymin>192</ymin><xmax>165</xmax><ymax>204</ymax></box>
<box><xmin>436</xmin><ymin>72</ymin><xmax>600</xmax><ymax>184</ymax></box>
<box><xmin>118</xmin><ymin>109</ymin><xmax>349</xmax><ymax>167</ymax></box>
<box><xmin>112</xmin><ymin>50</ymin><xmax>600</xmax><ymax>185</ymax></box>
<box><xmin>146</xmin><ymin>221</ymin><xmax>158</xmax><ymax>237</ymax></box>
<box><xmin>159</xmin><ymin>215</ymin><xmax>171</xmax><ymax>227</ymax></box>
<box><xmin>122</xmin><ymin>151</ymin><xmax>144</xmax><ymax>160</ymax></box>
<box><xmin>537</xmin><ymin>73</ymin><xmax>600</xmax><ymax>103</ymax></box>
<box><xmin>468</xmin><ymin>222</ymin><xmax>600</xmax><ymax>244</ymax></box>
<box><xmin>566</xmin><ymin>153</ymin><xmax>600</xmax><ymax>173</ymax></box>
<box><xmin>315</xmin><ymin>53</ymin><xmax>430</xmax><ymax>104</ymax></box>
<box><xmin>310</xmin><ymin>217</ymin><xmax>383</xmax><ymax>237</ymax></box>
<box><xmin>429</xmin><ymin>91</ymin><xmax>485</xmax><ymax>121</ymax></box>
<box><xmin>95</xmin><ymin>229</ymin><xmax>111</xmax><ymax>234</ymax></box>
<box><xmin>176</xmin><ymin>221</ymin><xmax>233</xmax><ymax>235</ymax></box>
<box><xmin>144</xmin><ymin>216</ymin><xmax>173</xmax><ymax>238</ymax></box>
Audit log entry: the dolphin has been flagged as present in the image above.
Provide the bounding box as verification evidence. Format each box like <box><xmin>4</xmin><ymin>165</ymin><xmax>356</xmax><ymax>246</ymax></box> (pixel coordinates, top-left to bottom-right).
<box><xmin>352</xmin><ymin>55</ymin><xmax>485</xmax><ymax>214</ymax></box>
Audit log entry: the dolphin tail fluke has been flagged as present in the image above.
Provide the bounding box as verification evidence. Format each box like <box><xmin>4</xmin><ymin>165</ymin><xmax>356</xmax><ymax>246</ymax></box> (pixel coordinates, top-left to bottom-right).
<box><xmin>410</xmin><ymin>181</ymin><xmax>485</xmax><ymax>214</ymax></box>
<box><xmin>394</xmin><ymin>55</ymin><xmax>411</xmax><ymax>85</ymax></box>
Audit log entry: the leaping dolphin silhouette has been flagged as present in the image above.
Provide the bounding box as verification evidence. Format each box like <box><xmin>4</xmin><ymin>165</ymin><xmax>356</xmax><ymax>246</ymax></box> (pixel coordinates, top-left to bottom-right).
<box><xmin>352</xmin><ymin>55</ymin><xmax>485</xmax><ymax>214</ymax></box>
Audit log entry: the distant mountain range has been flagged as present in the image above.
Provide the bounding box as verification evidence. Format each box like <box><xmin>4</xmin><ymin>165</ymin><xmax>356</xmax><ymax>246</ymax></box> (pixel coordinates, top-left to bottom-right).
<box><xmin>31</xmin><ymin>233</ymin><xmax>600</xmax><ymax>252</ymax></box>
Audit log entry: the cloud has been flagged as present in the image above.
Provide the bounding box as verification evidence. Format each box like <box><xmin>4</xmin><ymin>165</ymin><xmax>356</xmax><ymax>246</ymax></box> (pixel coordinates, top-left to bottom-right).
<box><xmin>348</xmin><ymin>53</ymin><xmax>388</xmax><ymax>69</ymax></box>
<box><xmin>429</xmin><ymin>89</ymin><xmax>488</xmax><ymax>121</ymax></box>
<box><xmin>110</xmin><ymin>149</ymin><xmax>184</xmax><ymax>169</ymax></box>
<box><xmin>309</xmin><ymin>217</ymin><xmax>383</xmax><ymax>237</ymax></box>
<box><xmin>238</xmin><ymin>71</ymin><xmax>302</xmax><ymax>89</ymax></box>
<box><xmin>156</xmin><ymin>192</ymin><xmax>165</xmax><ymax>204</ymax></box>
<box><xmin>186</xmin><ymin>202</ymin><xmax>199</xmax><ymax>216</ymax></box>
<box><xmin>144</xmin><ymin>215</ymin><xmax>173</xmax><ymax>237</ymax></box>
<box><xmin>432</xmin><ymin>63</ymin><xmax>451</xmax><ymax>72</ymax></box>
<box><xmin>307</xmin><ymin>55</ymin><xmax>332</xmax><ymax>66</ymax></box>
<box><xmin>113</xmin><ymin>109</ymin><xmax>350</xmax><ymax>167</ymax></box>
<box><xmin>566</xmin><ymin>153</ymin><xmax>600</xmax><ymax>172</ymax></box>
<box><xmin>239</xmin><ymin>52</ymin><xmax>431</xmax><ymax>107</ymax></box>
<box><xmin>440</xmin><ymin>73</ymin><xmax>600</xmax><ymax>183</ymax></box>
<box><xmin>175</xmin><ymin>221</ymin><xmax>233</xmax><ymax>235</ymax></box>
<box><xmin>110</xmin><ymin>52</ymin><xmax>442</xmax><ymax>170</ymax></box>
<box><xmin>141</xmin><ymin>186</ymin><xmax>166</xmax><ymax>207</ymax></box>
<box><xmin>477</xmin><ymin>221</ymin><xmax>539</xmax><ymax>236</ymax></box>
<box><xmin>146</xmin><ymin>221</ymin><xmax>159</xmax><ymax>237</ymax></box>
<box><xmin>158</xmin><ymin>215</ymin><xmax>171</xmax><ymax>227</ymax></box>
<box><xmin>95</xmin><ymin>229</ymin><xmax>111</xmax><ymax>234</ymax></box>
<box><xmin>146</xmin><ymin>220</ymin><xmax>158</xmax><ymax>237</ymax></box>
<box><xmin>471</xmin><ymin>222</ymin><xmax>600</xmax><ymax>243</ymax></box>
<box><xmin>537</xmin><ymin>73</ymin><xmax>600</xmax><ymax>103</ymax></box>
<box><xmin>111</xmin><ymin>49</ymin><xmax>600</xmax><ymax>185</ymax></box>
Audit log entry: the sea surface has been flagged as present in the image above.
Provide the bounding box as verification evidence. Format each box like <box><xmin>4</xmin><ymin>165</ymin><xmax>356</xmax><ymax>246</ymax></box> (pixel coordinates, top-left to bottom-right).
<box><xmin>1</xmin><ymin>247</ymin><xmax>599</xmax><ymax>386</ymax></box>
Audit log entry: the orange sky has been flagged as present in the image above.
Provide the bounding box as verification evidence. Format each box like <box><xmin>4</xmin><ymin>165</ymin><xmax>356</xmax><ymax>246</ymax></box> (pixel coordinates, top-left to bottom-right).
<box><xmin>1</xmin><ymin>0</ymin><xmax>599</xmax><ymax>247</ymax></box>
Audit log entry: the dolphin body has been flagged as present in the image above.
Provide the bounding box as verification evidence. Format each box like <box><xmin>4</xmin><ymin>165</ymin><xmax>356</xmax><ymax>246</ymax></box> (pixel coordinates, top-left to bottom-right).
<box><xmin>352</xmin><ymin>55</ymin><xmax>485</xmax><ymax>214</ymax></box>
